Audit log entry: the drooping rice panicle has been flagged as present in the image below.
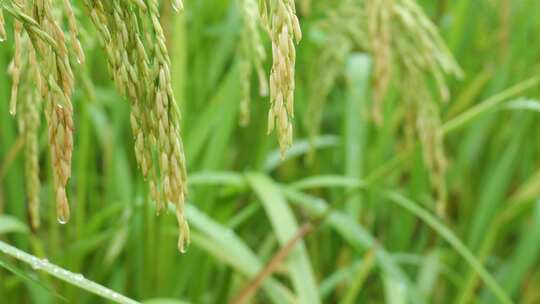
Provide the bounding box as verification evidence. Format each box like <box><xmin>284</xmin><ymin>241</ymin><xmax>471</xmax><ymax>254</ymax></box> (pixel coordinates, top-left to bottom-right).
<box><xmin>62</xmin><ymin>0</ymin><xmax>85</xmax><ymax>64</ymax></box>
<box><xmin>8</xmin><ymin>3</ymin><xmax>23</xmax><ymax>116</ymax></box>
<box><xmin>7</xmin><ymin>6</ymin><xmax>44</xmax><ymax>230</ymax></box>
<box><xmin>260</xmin><ymin>0</ymin><xmax>302</xmax><ymax>157</ymax></box>
<box><xmin>4</xmin><ymin>0</ymin><xmax>77</xmax><ymax>225</ymax></box>
<box><xmin>367</xmin><ymin>0</ymin><xmax>393</xmax><ymax>124</ymax></box>
<box><xmin>32</xmin><ymin>0</ymin><xmax>75</xmax><ymax>225</ymax></box>
<box><xmin>304</xmin><ymin>0</ymin><xmax>365</xmax><ymax>158</ymax></box>
<box><xmin>18</xmin><ymin>48</ymin><xmax>43</xmax><ymax>230</ymax></box>
<box><xmin>356</xmin><ymin>0</ymin><xmax>460</xmax><ymax>214</ymax></box>
<box><xmin>83</xmin><ymin>0</ymin><xmax>190</xmax><ymax>252</ymax></box>
<box><xmin>238</xmin><ymin>0</ymin><xmax>267</xmax><ymax>126</ymax></box>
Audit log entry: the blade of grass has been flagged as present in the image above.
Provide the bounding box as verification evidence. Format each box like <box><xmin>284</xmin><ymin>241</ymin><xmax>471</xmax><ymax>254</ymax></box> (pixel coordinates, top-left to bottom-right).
<box><xmin>343</xmin><ymin>54</ymin><xmax>371</xmax><ymax>217</ymax></box>
<box><xmin>176</xmin><ymin>203</ymin><xmax>295</xmax><ymax>304</ymax></box>
<box><xmin>0</xmin><ymin>215</ymin><xmax>28</xmax><ymax>234</ymax></box>
<box><xmin>339</xmin><ymin>248</ymin><xmax>376</xmax><ymax>304</ymax></box>
<box><xmin>0</xmin><ymin>240</ymin><xmax>139</xmax><ymax>304</ymax></box>
<box><xmin>281</xmin><ymin>187</ymin><xmax>424</xmax><ymax>303</ymax></box>
<box><xmin>288</xmin><ymin>175</ymin><xmax>512</xmax><ymax>304</ymax></box>
<box><xmin>245</xmin><ymin>173</ymin><xmax>320</xmax><ymax>304</ymax></box>
<box><xmin>0</xmin><ymin>255</ymin><xmax>66</xmax><ymax>302</ymax></box>
<box><xmin>442</xmin><ymin>75</ymin><xmax>540</xmax><ymax>134</ymax></box>
<box><xmin>264</xmin><ymin>135</ymin><xmax>340</xmax><ymax>172</ymax></box>
<box><xmin>230</xmin><ymin>223</ymin><xmax>313</xmax><ymax>304</ymax></box>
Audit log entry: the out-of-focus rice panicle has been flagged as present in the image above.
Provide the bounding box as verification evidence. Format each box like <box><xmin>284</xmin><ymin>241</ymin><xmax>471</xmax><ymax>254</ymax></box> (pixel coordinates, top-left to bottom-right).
<box><xmin>367</xmin><ymin>0</ymin><xmax>393</xmax><ymax>124</ymax></box>
<box><xmin>12</xmin><ymin>34</ymin><xmax>43</xmax><ymax>230</ymax></box>
<box><xmin>9</xmin><ymin>6</ymin><xmax>23</xmax><ymax>116</ymax></box>
<box><xmin>388</xmin><ymin>0</ymin><xmax>462</xmax><ymax>214</ymax></box>
<box><xmin>238</xmin><ymin>0</ymin><xmax>267</xmax><ymax>126</ymax></box>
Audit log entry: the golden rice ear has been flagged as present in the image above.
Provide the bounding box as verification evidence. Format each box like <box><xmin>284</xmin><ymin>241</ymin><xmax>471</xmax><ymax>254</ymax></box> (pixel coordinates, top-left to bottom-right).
<box><xmin>4</xmin><ymin>0</ymin><xmax>78</xmax><ymax>226</ymax></box>
<box><xmin>83</xmin><ymin>0</ymin><xmax>189</xmax><ymax>252</ymax></box>
<box><xmin>260</xmin><ymin>0</ymin><xmax>302</xmax><ymax>158</ymax></box>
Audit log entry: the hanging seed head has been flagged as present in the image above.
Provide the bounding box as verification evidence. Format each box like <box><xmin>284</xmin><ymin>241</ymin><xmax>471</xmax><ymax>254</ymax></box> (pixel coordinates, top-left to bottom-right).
<box><xmin>261</xmin><ymin>0</ymin><xmax>301</xmax><ymax>158</ymax></box>
<box><xmin>12</xmin><ymin>34</ymin><xmax>43</xmax><ymax>230</ymax></box>
<box><xmin>367</xmin><ymin>0</ymin><xmax>393</xmax><ymax>125</ymax></box>
<box><xmin>62</xmin><ymin>0</ymin><xmax>85</xmax><ymax>64</ymax></box>
<box><xmin>238</xmin><ymin>0</ymin><xmax>267</xmax><ymax>126</ymax></box>
<box><xmin>83</xmin><ymin>0</ymin><xmax>189</xmax><ymax>252</ymax></box>
<box><xmin>3</xmin><ymin>0</ymin><xmax>78</xmax><ymax>226</ymax></box>
<box><xmin>363</xmin><ymin>0</ymin><xmax>462</xmax><ymax>215</ymax></box>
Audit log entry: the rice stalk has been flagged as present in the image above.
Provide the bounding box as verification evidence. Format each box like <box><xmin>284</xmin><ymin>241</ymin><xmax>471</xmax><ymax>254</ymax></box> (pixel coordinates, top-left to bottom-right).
<box><xmin>260</xmin><ymin>0</ymin><xmax>302</xmax><ymax>157</ymax></box>
<box><xmin>238</xmin><ymin>0</ymin><xmax>267</xmax><ymax>126</ymax></box>
<box><xmin>83</xmin><ymin>0</ymin><xmax>190</xmax><ymax>252</ymax></box>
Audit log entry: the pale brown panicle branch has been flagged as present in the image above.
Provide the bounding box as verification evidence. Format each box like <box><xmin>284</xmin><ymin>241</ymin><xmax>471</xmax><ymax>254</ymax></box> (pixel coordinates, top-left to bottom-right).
<box><xmin>83</xmin><ymin>0</ymin><xmax>189</xmax><ymax>252</ymax></box>
<box><xmin>260</xmin><ymin>0</ymin><xmax>302</xmax><ymax>158</ymax></box>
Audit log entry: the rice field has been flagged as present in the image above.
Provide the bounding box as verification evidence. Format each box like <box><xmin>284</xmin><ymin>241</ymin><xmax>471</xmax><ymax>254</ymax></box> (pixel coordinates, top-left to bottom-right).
<box><xmin>1</xmin><ymin>0</ymin><xmax>540</xmax><ymax>303</ymax></box>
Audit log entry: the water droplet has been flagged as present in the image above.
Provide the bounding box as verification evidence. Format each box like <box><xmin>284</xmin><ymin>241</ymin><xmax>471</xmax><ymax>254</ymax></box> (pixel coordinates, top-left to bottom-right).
<box><xmin>57</xmin><ymin>217</ymin><xmax>68</xmax><ymax>224</ymax></box>
<box><xmin>0</xmin><ymin>37</ymin><xmax>5</xmax><ymax>42</ymax></box>
<box><xmin>74</xmin><ymin>273</ymin><xmax>84</xmax><ymax>282</ymax></box>
<box><xmin>9</xmin><ymin>109</ymin><xmax>16</xmax><ymax>116</ymax></box>
<box><xmin>30</xmin><ymin>257</ymin><xmax>41</xmax><ymax>270</ymax></box>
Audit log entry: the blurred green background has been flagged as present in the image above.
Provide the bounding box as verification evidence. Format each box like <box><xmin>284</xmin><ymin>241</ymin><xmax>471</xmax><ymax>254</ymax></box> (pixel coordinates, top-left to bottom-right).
<box><xmin>1</xmin><ymin>0</ymin><xmax>540</xmax><ymax>303</ymax></box>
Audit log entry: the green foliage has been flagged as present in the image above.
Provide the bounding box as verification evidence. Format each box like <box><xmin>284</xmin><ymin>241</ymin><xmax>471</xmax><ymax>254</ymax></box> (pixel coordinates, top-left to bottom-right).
<box><xmin>1</xmin><ymin>0</ymin><xmax>540</xmax><ymax>303</ymax></box>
